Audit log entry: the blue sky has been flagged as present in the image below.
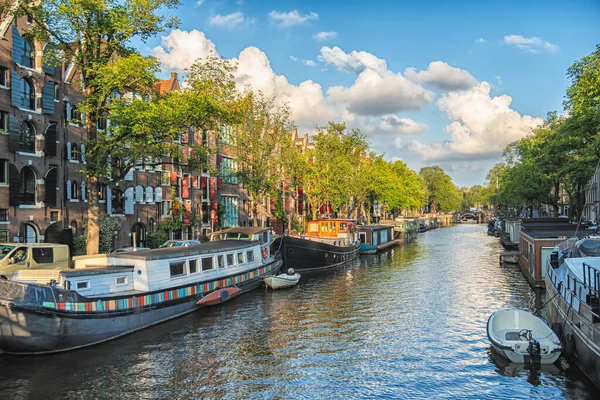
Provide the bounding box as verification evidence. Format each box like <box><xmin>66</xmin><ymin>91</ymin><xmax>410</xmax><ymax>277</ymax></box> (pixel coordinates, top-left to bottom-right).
<box><xmin>138</xmin><ymin>0</ymin><xmax>600</xmax><ymax>187</ymax></box>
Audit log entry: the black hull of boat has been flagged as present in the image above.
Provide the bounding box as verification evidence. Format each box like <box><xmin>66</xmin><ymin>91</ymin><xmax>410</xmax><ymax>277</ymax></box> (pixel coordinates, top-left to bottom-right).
<box><xmin>0</xmin><ymin>260</ymin><xmax>282</xmax><ymax>354</ymax></box>
<box><xmin>277</xmin><ymin>236</ymin><xmax>360</xmax><ymax>273</ymax></box>
<box><xmin>545</xmin><ymin>274</ymin><xmax>600</xmax><ymax>389</ymax></box>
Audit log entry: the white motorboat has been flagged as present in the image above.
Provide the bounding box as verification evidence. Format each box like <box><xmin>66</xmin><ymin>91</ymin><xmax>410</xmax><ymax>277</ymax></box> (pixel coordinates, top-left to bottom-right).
<box><xmin>264</xmin><ymin>269</ymin><xmax>300</xmax><ymax>290</ymax></box>
<box><xmin>486</xmin><ymin>309</ymin><xmax>562</xmax><ymax>364</ymax></box>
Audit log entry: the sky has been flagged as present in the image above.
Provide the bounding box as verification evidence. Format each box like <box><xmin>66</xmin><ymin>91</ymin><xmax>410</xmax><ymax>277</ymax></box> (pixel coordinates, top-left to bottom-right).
<box><xmin>135</xmin><ymin>0</ymin><xmax>600</xmax><ymax>187</ymax></box>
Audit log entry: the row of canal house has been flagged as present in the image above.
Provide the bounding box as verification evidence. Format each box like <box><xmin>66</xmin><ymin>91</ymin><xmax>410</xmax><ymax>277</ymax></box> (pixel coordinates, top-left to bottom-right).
<box><xmin>0</xmin><ymin>13</ymin><xmax>288</xmax><ymax>250</ymax></box>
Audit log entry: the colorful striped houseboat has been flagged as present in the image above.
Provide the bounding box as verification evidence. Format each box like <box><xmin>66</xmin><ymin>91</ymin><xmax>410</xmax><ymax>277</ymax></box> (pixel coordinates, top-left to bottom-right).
<box><xmin>0</xmin><ymin>237</ymin><xmax>282</xmax><ymax>354</ymax></box>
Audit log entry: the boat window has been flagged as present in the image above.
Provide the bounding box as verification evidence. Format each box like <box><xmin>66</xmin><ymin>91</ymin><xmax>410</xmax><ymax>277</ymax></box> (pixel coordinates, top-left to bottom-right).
<box><xmin>76</xmin><ymin>281</ymin><xmax>90</xmax><ymax>290</ymax></box>
<box><xmin>189</xmin><ymin>259</ymin><xmax>198</xmax><ymax>274</ymax></box>
<box><xmin>115</xmin><ymin>276</ymin><xmax>128</xmax><ymax>286</ymax></box>
<box><xmin>339</xmin><ymin>223</ymin><xmax>347</xmax><ymax>232</ymax></box>
<box><xmin>237</xmin><ymin>252</ymin><xmax>244</xmax><ymax>264</ymax></box>
<box><xmin>247</xmin><ymin>250</ymin><xmax>254</xmax><ymax>262</ymax></box>
<box><xmin>261</xmin><ymin>232</ymin><xmax>268</xmax><ymax>243</ymax></box>
<box><xmin>32</xmin><ymin>247</ymin><xmax>54</xmax><ymax>263</ymax></box>
<box><xmin>169</xmin><ymin>261</ymin><xmax>186</xmax><ymax>277</ymax></box>
<box><xmin>225</xmin><ymin>233</ymin><xmax>239</xmax><ymax>240</ymax></box>
<box><xmin>0</xmin><ymin>244</ymin><xmax>16</xmax><ymax>260</ymax></box>
<box><xmin>217</xmin><ymin>255</ymin><xmax>225</xmax><ymax>268</ymax></box>
<box><xmin>201</xmin><ymin>257</ymin><xmax>214</xmax><ymax>271</ymax></box>
<box><xmin>226</xmin><ymin>254</ymin><xmax>234</xmax><ymax>266</ymax></box>
<box><xmin>239</xmin><ymin>233</ymin><xmax>251</xmax><ymax>240</ymax></box>
<box><xmin>308</xmin><ymin>223</ymin><xmax>318</xmax><ymax>233</ymax></box>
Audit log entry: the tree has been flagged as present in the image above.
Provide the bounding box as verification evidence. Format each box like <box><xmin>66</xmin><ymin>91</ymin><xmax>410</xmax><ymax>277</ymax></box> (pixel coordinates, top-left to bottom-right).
<box><xmin>565</xmin><ymin>44</ymin><xmax>600</xmax><ymax>116</ymax></box>
<box><xmin>419</xmin><ymin>166</ymin><xmax>461</xmax><ymax>213</ymax></box>
<box><xmin>4</xmin><ymin>0</ymin><xmax>182</xmax><ymax>254</ymax></box>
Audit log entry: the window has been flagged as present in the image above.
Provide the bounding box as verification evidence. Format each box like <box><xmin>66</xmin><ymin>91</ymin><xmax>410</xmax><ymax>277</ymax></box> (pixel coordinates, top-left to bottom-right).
<box><xmin>221</xmin><ymin>196</ymin><xmax>239</xmax><ymax>228</ymax></box>
<box><xmin>0</xmin><ymin>111</ymin><xmax>8</xmax><ymax>132</ymax></box>
<box><xmin>226</xmin><ymin>253</ymin><xmax>234</xmax><ymax>266</ymax></box>
<box><xmin>71</xmin><ymin>181</ymin><xmax>79</xmax><ymax>200</ymax></box>
<box><xmin>32</xmin><ymin>247</ymin><xmax>53</xmax><ymax>263</ymax></box>
<box><xmin>71</xmin><ymin>106</ymin><xmax>81</xmax><ymax>124</ymax></box>
<box><xmin>50</xmin><ymin>211</ymin><xmax>58</xmax><ymax>222</ymax></box>
<box><xmin>0</xmin><ymin>209</ymin><xmax>8</xmax><ymax>222</ymax></box>
<box><xmin>218</xmin><ymin>125</ymin><xmax>234</xmax><ymax>144</ymax></box>
<box><xmin>161</xmin><ymin>200</ymin><xmax>171</xmax><ymax>216</ymax></box>
<box><xmin>169</xmin><ymin>261</ymin><xmax>185</xmax><ymax>277</ymax></box>
<box><xmin>237</xmin><ymin>252</ymin><xmax>244</xmax><ymax>264</ymax></box>
<box><xmin>76</xmin><ymin>281</ymin><xmax>90</xmax><ymax>290</ymax></box>
<box><xmin>115</xmin><ymin>276</ymin><xmax>128</xmax><ymax>286</ymax></box>
<box><xmin>246</xmin><ymin>250</ymin><xmax>254</xmax><ymax>262</ymax></box>
<box><xmin>70</xmin><ymin>142</ymin><xmax>79</xmax><ymax>161</ymax></box>
<box><xmin>0</xmin><ymin>230</ymin><xmax>8</xmax><ymax>242</ymax></box>
<box><xmin>0</xmin><ymin>160</ymin><xmax>7</xmax><ymax>184</ymax></box>
<box><xmin>96</xmin><ymin>116</ymin><xmax>107</xmax><ymax>130</ymax></box>
<box><xmin>189</xmin><ymin>259</ymin><xmax>198</xmax><ymax>274</ymax></box>
<box><xmin>220</xmin><ymin>157</ymin><xmax>238</xmax><ymax>184</ymax></box>
<box><xmin>70</xmin><ymin>220</ymin><xmax>78</xmax><ymax>235</ymax></box>
<box><xmin>22</xmin><ymin>40</ymin><xmax>34</xmax><ymax>68</ymax></box>
<box><xmin>20</xmin><ymin>121</ymin><xmax>35</xmax><ymax>153</ymax></box>
<box><xmin>20</xmin><ymin>167</ymin><xmax>35</xmax><ymax>205</ymax></box>
<box><xmin>0</xmin><ymin>66</ymin><xmax>7</xmax><ymax>86</ymax></box>
<box><xmin>148</xmin><ymin>218</ymin><xmax>155</xmax><ymax>232</ymax></box>
<box><xmin>217</xmin><ymin>255</ymin><xmax>225</xmax><ymax>268</ymax></box>
<box><xmin>201</xmin><ymin>257</ymin><xmax>214</xmax><ymax>271</ymax></box>
<box><xmin>26</xmin><ymin>14</ymin><xmax>33</xmax><ymax>24</ymax></box>
<box><xmin>23</xmin><ymin>78</ymin><xmax>35</xmax><ymax>110</ymax></box>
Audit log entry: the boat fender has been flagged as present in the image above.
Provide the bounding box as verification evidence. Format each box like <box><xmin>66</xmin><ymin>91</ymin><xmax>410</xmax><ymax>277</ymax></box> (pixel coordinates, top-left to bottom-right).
<box><xmin>219</xmin><ymin>290</ymin><xmax>229</xmax><ymax>302</ymax></box>
<box><xmin>261</xmin><ymin>247</ymin><xmax>268</xmax><ymax>259</ymax></box>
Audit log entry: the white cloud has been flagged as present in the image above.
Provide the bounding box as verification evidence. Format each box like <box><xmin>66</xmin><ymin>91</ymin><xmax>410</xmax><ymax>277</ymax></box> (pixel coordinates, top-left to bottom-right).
<box><xmin>303</xmin><ymin>59</ymin><xmax>316</xmax><ymax>67</ymax></box>
<box><xmin>503</xmin><ymin>35</ymin><xmax>559</xmax><ymax>53</ymax></box>
<box><xmin>151</xmin><ymin>29</ymin><xmax>218</xmax><ymax>72</ymax></box>
<box><xmin>404</xmin><ymin>61</ymin><xmax>478</xmax><ymax>91</ymax></box>
<box><xmin>196</xmin><ymin>0</ymin><xmax>205</xmax><ymax>6</ymax></box>
<box><xmin>319</xmin><ymin>46</ymin><xmax>387</xmax><ymax>74</ymax></box>
<box><xmin>402</xmin><ymin>82</ymin><xmax>543</xmax><ymax>161</ymax></box>
<box><xmin>362</xmin><ymin>115</ymin><xmax>428</xmax><ymax>135</ymax></box>
<box><xmin>475</xmin><ymin>38</ymin><xmax>487</xmax><ymax>43</ymax></box>
<box><xmin>313</xmin><ymin>31</ymin><xmax>338</xmax><ymax>41</ymax></box>
<box><xmin>495</xmin><ymin>76</ymin><xmax>502</xmax><ymax>86</ymax></box>
<box><xmin>208</xmin><ymin>12</ymin><xmax>244</xmax><ymax>28</ymax></box>
<box><xmin>268</xmin><ymin>10</ymin><xmax>318</xmax><ymax>27</ymax></box>
<box><xmin>289</xmin><ymin>55</ymin><xmax>298</xmax><ymax>61</ymax></box>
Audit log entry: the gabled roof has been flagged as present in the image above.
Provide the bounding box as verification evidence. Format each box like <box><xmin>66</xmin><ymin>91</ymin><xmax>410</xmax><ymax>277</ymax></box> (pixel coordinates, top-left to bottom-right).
<box><xmin>154</xmin><ymin>72</ymin><xmax>180</xmax><ymax>95</ymax></box>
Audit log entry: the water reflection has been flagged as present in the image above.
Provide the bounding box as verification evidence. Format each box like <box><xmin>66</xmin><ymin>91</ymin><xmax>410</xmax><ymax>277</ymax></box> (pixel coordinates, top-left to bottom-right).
<box><xmin>1</xmin><ymin>225</ymin><xmax>599</xmax><ymax>399</ymax></box>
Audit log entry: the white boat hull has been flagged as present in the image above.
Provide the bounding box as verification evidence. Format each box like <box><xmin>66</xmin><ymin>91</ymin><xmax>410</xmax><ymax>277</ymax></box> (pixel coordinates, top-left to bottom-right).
<box><xmin>487</xmin><ymin>309</ymin><xmax>562</xmax><ymax>365</ymax></box>
<box><xmin>264</xmin><ymin>273</ymin><xmax>300</xmax><ymax>290</ymax></box>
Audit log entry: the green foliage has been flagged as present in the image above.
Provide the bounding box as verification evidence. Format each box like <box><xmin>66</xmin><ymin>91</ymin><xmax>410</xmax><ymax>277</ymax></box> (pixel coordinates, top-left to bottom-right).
<box><xmin>419</xmin><ymin>166</ymin><xmax>462</xmax><ymax>213</ymax></box>
<box><xmin>99</xmin><ymin>216</ymin><xmax>121</xmax><ymax>254</ymax></box>
<box><xmin>198</xmin><ymin>235</ymin><xmax>210</xmax><ymax>243</ymax></box>
<box><xmin>147</xmin><ymin>230</ymin><xmax>168</xmax><ymax>249</ymax></box>
<box><xmin>291</xmin><ymin>216</ymin><xmax>304</xmax><ymax>233</ymax></box>
<box><xmin>73</xmin><ymin>235</ymin><xmax>87</xmax><ymax>256</ymax></box>
<box><xmin>565</xmin><ymin>44</ymin><xmax>600</xmax><ymax>116</ymax></box>
<box><xmin>273</xmin><ymin>191</ymin><xmax>287</xmax><ymax>222</ymax></box>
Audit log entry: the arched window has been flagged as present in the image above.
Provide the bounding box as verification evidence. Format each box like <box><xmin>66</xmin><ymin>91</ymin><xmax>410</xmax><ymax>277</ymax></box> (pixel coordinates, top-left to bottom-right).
<box><xmin>71</xmin><ymin>220</ymin><xmax>78</xmax><ymax>235</ymax></box>
<box><xmin>70</xmin><ymin>142</ymin><xmax>79</xmax><ymax>161</ymax></box>
<box><xmin>20</xmin><ymin>121</ymin><xmax>35</xmax><ymax>153</ymax></box>
<box><xmin>148</xmin><ymin>217</ymin><xmax>155</xmax><ymax>232</ymax></box>
<box><xmin>23</xmin><ymin>78</ymin><xmax>35</xmax><ymax>110</ymax></box>
<box><xmin>20</xmin><ymin>166</ymin><xmax>36</xmax><ymax>205</ymax></box>
<box><xmin>71</xmin><ymin>105</ymin><xmax>81</xmax><ymax>124</ymax></box>
<box><xmin>23</xmin><ymin>40</ymin><xmax>34</xmax><ymax>68</ymax></box>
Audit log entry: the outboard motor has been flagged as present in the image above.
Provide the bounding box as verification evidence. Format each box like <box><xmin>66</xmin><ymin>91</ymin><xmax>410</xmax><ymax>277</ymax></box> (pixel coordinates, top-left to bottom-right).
<box><xmin>528</xmin><ymin>338</ymin><xmax>541</xmax><ymax>366</ymax></box>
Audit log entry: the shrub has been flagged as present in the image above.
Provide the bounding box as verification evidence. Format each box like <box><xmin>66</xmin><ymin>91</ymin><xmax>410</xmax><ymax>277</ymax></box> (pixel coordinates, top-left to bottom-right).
<box><xmin>147</xmin><ymin>230</ymin><xmax>168</xmax><ymax>249</ymax></box>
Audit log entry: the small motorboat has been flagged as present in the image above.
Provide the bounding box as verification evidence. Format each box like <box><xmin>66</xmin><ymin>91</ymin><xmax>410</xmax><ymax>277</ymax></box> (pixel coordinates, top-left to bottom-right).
<box><xmin>197</xmin><ymin>287</ymin><xmax>242</xmax><ymax>306</ymax></box>
<box><xmin>487</xmin><ymin>309</ymin><xmax>562</xmax><ymax>365</ymax></box>
<box><xmin>264</xmin><ymin>268</ymin><xmax>300</xmax><ymax>290</ymax></box>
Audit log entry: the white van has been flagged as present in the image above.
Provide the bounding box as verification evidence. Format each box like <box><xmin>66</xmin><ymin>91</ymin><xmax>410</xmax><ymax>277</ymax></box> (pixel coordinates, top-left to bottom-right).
<box><xmin>0</xmin><ymin>243</ymin><xmax>70</xmax><ymax>279</ymax></box>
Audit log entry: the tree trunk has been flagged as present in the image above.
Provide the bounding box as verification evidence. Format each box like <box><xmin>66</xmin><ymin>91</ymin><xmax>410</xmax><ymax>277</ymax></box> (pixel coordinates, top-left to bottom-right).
<box><xmin>553</xmin><ymin>182</ymin><xmax>560</xmax><ymax>217</ymax></box>
<box><xmin>86</xmin><ymin>176</ymin><xmax>100</xmax><ymax>255</ymax></box>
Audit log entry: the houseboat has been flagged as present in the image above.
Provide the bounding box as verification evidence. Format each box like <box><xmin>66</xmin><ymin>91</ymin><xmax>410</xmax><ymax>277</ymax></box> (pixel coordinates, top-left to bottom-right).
<box><xmin>0</xmin><ymin>238</ymin><xmax>282</xmax><ymax>354</ymax></box>
<box><xmin>357</xmin><ymin>224</ymin><xmax>400</xmax><ymax>254</ymax></box>
<box><xmin>545</xmin><ymin>236</ymin><xmax>600</xmax><ymax>388</ymax></box>
<box><xmin>276</xmin><ymin>219</ymin><xmax>360</xmax><ymax>273</ymax></box>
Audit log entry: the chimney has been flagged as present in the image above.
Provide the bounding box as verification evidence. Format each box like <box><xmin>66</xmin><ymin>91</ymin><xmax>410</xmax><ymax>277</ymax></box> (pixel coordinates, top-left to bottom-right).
<box><xmin>170</xmin><ymin>72</ymin><xmax>178</xmax><ymax>81</ymax></box>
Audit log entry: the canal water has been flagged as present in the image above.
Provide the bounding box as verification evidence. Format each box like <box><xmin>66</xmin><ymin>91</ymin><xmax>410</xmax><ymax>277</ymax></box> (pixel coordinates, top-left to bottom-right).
<box><xmin>1</xmin><ymin>224</ymin><xmax>599</xmax><ymax>399</ymax></box>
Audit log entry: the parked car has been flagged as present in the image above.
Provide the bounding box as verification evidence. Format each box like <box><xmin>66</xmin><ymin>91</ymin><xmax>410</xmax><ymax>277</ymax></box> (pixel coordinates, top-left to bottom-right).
<box><xmin>112</xmin><ymin>247</ymin><xmax>151</xmax><ymax>253</ymax></box>
<box><xmin>158</xmin><ymin>240</ymin><xmax>201</xmax><ymax>248</ymax></box>
<box><xmin>0</xmin><ymin>243</ymin><xmax>70</xmax><ymax>279</ymax></box>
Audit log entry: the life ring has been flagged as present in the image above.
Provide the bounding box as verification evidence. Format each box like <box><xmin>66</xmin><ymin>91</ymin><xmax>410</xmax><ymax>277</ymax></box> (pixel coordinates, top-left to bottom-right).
<box><xmin>261</xmin><ymin>247</ymin><xmax>268</xmax><ymax>259</ymax></box>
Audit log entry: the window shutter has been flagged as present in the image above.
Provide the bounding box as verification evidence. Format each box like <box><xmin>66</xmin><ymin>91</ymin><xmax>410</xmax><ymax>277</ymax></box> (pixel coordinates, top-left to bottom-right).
<box><xmin>154</xmin><ymin>187</ymin><xmax>163</xmax><ymax>203</ymax></box>
<box><xmin>107</xmin><ymin>155</ymin><xmax>112</xmax><ymax>179</ymax></box>
<box><xmin>11</xmin><ymin>70</ymin><xmax>24</xmax><ymax>108</ymax></box>
<box><xmin>170</xmin><ymin>172</ymin><xmax>177</xmax><ymax>186</ymax></box>
<box><xmin>66</xmin><ymin>102</ymin><xmax>72</xmax><ymax>122</ymax></box>
<box><xmin>8</xmin><ymin>115</ymin><xmax>20</xmax><ymax>152</ymax></box>
<box><xmin>44</xmin><ymin>167</ymin><xmax>58</xmax><ymax>207</ymax></box>
<box><xmin>11</xmin><ymin>27</ymin><xmax>24</xmax><ymax>65</ymax></box>
<box><xmin>9</xmin><ymin>163</ymin><xmax>21</xmax><ymax>206</ymax></box>
<box><xmin>66</xmin><ymin>142</ymin><xmax>71</xmax><ymax>160</ymax></box>
<box><xmin>81</xmin><ymin>182</ymin><xmax>86</xmax><ymax>201</ymax></box>
<box><xmin>42</xmin><ymin>82</ymin><xmax>55</xmax><ymax>114</ymax></box>
<box><xmin>124</xmin><ymin>156</ymin><xmax>133</xmax><ymax>180</ymax></box>
<box><xmin>43</xmin><ymin>45</ymin><xmax>55</xmax><ymax>75</ymax></box>
<box><xmin>106</xmin><ymin>187</ymin><xmax>112</xmax><ymax>214</ymax></box>
<box><xmin>146</xmin><ymin>187</ymin><xmax>154</xmax><ymax>203</ymax></box>
<box><xmin>135</xmin><ymin>185</ymin><xmax>144</xmax><ymax>203</ymax></box>
<box><xmin>66</xmin><ymin>180</ymin><xmax>72</xmax><ymax>200</ymax></box>
<box><xmin>80</xmin><ymin>143</ymin><xmax>86</xmax><ymax>163</ymax></box>
<box><xmin>44</xmin><ymin>124</ymin><xmax>57</xmax><ymax>157</ymax></box>
<box><xmin>124</xmin><ymin>187</ymin><xmax>134</xmax><ymax>214</ymax></box>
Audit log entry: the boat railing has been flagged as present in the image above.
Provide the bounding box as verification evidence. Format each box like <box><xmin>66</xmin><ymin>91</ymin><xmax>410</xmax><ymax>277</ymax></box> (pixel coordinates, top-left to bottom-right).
<box><xmin>555</xmin><ymin>237</ymin><xmax>580</xmax><ymax>254</ymax></box>
<box><xmin>548</xmin><ymin>263</ymin><xmax>600</xmax><ymax>321</ymax></box>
